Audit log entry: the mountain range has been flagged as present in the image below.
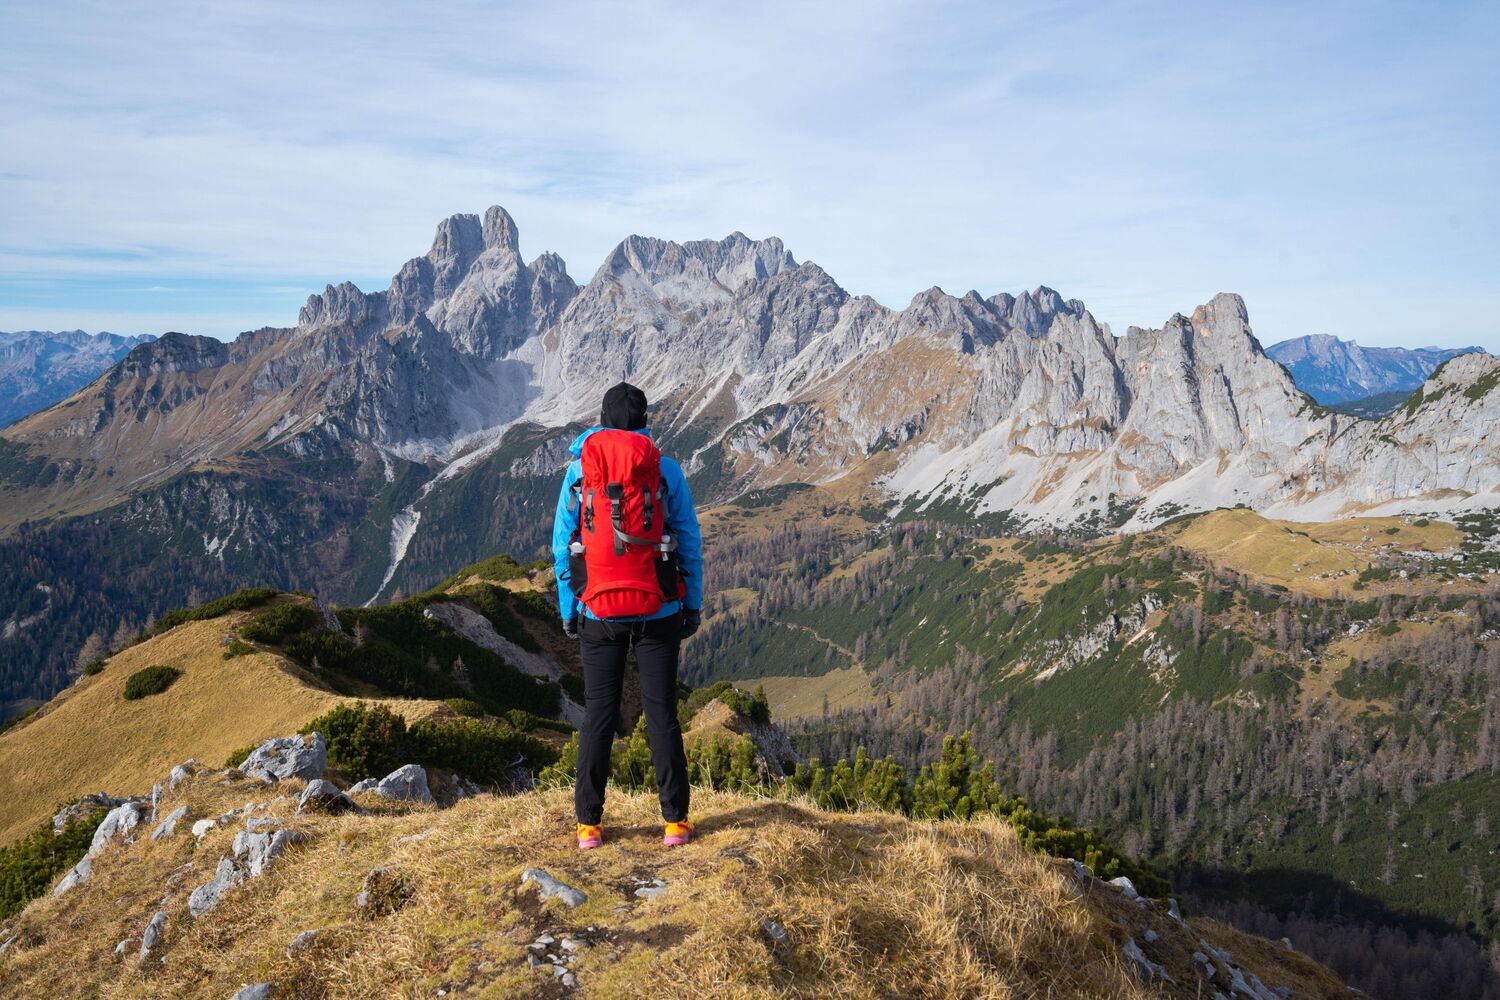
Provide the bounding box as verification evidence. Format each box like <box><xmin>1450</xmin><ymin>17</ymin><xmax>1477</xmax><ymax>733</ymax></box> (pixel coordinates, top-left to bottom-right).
<box><xmin>1266</xmin><ymin>334</ymin><xmax>1478</xmax><ymax>406</ymax></box>
<box><xmin>0</xmin><ymin>330</ymin><xmax>156</xmax><ymax>429</ymax></box>
<box><xmin>2</xmin><ymin>205</ymin><xmax>1499</xmax><ymax>711</ymax></box>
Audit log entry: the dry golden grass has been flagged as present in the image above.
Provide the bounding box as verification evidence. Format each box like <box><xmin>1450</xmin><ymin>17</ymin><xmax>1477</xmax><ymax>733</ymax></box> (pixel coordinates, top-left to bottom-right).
<box><xmin>0</xmin><ymin>614</ymin><xmax>444</xmax><ymax>845</ymax></box>
<box><xmin>0</xmin><ymin>774</ymin><xmax>1352</xmax><ymax>999</ymax></box>
<box><xmin>1175</xmin><ymin>509</ymin><xmax>1369</xmax><ymax>596</ymax></box>
<box><xmin>743</xmin><ymin>667</ymin><xmax>876</xmax><ymax>722</ymax></box>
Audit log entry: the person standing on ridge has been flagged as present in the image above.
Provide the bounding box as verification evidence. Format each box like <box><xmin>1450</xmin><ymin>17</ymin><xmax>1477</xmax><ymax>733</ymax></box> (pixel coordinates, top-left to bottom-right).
<box><xmin>552</xmin><ymin>381</ymin><xmax>703</xmax><ymax>850</ymax></box>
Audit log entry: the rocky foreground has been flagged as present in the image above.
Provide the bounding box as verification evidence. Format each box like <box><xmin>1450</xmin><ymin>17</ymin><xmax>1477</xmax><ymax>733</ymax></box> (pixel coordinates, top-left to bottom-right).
<box><xmin>1</xmin><ymin>734</ymin><xmax>1354</xmax><ymax>999</ymax></box>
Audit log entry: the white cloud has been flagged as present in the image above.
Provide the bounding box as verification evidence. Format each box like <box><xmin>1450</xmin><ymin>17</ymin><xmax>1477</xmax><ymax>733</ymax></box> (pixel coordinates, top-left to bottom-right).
<box><xmin>1</xmin><ymin>0</ymin><xmax>1496</xmax><ymax>348</ymax></box>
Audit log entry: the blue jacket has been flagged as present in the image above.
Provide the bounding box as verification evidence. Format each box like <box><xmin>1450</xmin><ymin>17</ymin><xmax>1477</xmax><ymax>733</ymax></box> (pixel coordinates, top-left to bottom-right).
<box><xmin>552</xmin><ymin>427</ymin><xmax>703</xmax><ymax>622</ymax></box>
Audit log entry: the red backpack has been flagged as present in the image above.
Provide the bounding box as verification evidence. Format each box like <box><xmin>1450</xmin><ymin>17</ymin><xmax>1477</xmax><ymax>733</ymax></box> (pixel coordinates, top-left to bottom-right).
<box><xmin>568</xmin><ymin>430</ymin><xmax>683</xmax><ymax>619</ymax></box>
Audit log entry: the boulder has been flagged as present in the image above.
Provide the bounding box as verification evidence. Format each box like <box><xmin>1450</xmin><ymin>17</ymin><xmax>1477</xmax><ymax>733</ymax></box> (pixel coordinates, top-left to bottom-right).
<box><xmin>188</xmin><ymin>858</ymin><xmax>244</xmax><ymax>918</ymax></box>
<box><xmin>169</xmin><ymin>763</ymin><xmax>194</xmax><ymax>790</ymax></box>
<box><xmin>296</xmin><ymin>779</ymin><xmax>358</xmax><ymax>816</ymax></box>
<box><xmin>53</xmin><ymin>857</ymin><xmax>92</xmax><ymax>896</ymax></box>
<box><xmin>151</xmin><ymin>805</ymin><xmax>191</xmax><ymax>840</ymax></box>
<box><xmin>348</xmin><ymin>778</ymin><xmax>378</xmax><ymax>794</ymax></box>
<box><xmin>374</xmin><ymin>764</ymin><xmax>435</xmax><ymax>804</ymax></box>
<box><xmin>520</xmin><ymin>868</ymin><xmax>587</xmax><ymax>907</ymax></box>
<box><xmin>138</xmin><ymin>910</ymin><xmax>167</xmax><ymax>963</ymax></box>
<box><xmin>191</xmin><ymin>818</ymin><xmax>218</xmax><ymax>838</ymax></box>
<box><xmin>240</xmin><ymin>734</ymin><xmax>327</xmax><ymax>783</ymax></box>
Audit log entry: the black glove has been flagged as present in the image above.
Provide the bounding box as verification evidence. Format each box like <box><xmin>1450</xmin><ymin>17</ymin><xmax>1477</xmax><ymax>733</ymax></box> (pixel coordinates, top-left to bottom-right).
<box><xmin>562</xmin><ymin>616</ymin><xmax>579</xmax><ymax>640</ymax></box>
<box><xmin>679</xmin><ymin>609</ymin><xmax>701</xmax><ymax>640</ymax></box>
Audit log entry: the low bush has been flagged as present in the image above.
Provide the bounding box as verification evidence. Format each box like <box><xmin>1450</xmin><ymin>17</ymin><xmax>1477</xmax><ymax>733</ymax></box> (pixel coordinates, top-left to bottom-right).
<box><xmin>82</xmin><ymin>659</ymin><xmax>105</xmax><ymax>676</ymax></box>
<box><xmin>223</xmin><ymin>640</ymin><xmax>255</xmax><ymax>659</ymax></box>
<box><xmin>152</xmin><ymin>587</ymin><xmax>281</xmax><ymax>636</ymax></box>
<box><xmin>681</xmin><ymin>680</ymin><xmax>771</xmax><ymax>724</ymax></box>
<box><xmin>0</xmin><ymin>811</ymin><xmax>106</xmax><ymax>919</ymax></box>
<box><xmin>241</xmin><ymin>603</ymin><xmax>321</xmax><ymax>644</ymax></box>
<box><xmin>445</xmin><ymin>697</ymin><xmax>487</xmax><ymax>718</ymax></box>
<box><xmin>224</xmin><ymin>745</ymin><xmax>256</xmax><ymax>769</ymax></box>
<box><xmin>123</xmin><ymin>665</ymin><xmax>181</xmax><ymax>701</ymax></box>
<box><xmin>302</xmin><ymin>702</ymin><xmax>555</xmax><ymax>785</ymax></box>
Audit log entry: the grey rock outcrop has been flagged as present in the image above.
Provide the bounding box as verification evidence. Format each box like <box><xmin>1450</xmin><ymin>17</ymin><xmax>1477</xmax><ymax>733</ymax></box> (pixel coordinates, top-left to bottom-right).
<box><xmin>53</xmin><ymin>857</ymin><xmax>92</xmax><ymax>896</ymax></box>
<box><xmin>231</xmin><ymin>984</ymin><xmax>276</xmax><ymax>1000</ymax></box>
<box><xmin>151</xmin><ymin>805</ymin><xmax>191</xmax><ymax>840</ymax></box>
<box><xmin>88</xmin><ymin>801</ymin><xmax>147</xmax><ymax>858</ymax></box>
<box><xmin>52</xmin><ymin>793</ymin><xmax>123</xmax><ymax>833</ymax></box>
<box><xmin>240</xmin><ymin>734</ymin><xmax>327</xmax><ymax>783</ymax></box>
<box><xmin>188</xmin><ymin>858</ymin><xmax>245</xmax><ymax>918</ymax></box>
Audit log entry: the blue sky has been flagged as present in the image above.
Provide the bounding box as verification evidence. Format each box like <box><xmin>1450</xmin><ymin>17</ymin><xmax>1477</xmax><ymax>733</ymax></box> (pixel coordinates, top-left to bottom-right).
<box><xmin>1</xmin><ymin>0</ymin><xmax>1496</xmax><ymax>349</ymax></box>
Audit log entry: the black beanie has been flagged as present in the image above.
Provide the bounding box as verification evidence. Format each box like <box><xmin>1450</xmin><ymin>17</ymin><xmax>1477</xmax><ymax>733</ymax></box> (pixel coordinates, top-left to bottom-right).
<box><xmin>601</xmin><ymin>381</ymin><xmax>648</xmax><ymax>430</ymax></box>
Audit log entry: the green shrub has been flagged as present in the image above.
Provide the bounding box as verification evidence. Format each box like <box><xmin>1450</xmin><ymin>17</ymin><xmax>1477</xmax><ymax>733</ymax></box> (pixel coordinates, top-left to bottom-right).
<box><xmin>1414</xmin><ymin>518</ymin><xmax>1431</xmax><ymax>528</ymax></box>
<box><xmin>82</xmin><ymin>659</ymin><xmax>105</xmax><ymax>676</ymax></box>
<box><xmin>152</xmin><ymin>587</ymin><xmax>281</xmax><ymax>635</ymax></box>
<box><xmin>123</xmin><ymin>665</ymin><xmax>181</xmax><ymax>701</ymax></box>
<box><xmin>223</xmin><ymin>640</ymin><xmax>255</xmax><ymax>659</ymax></box>
<box><xmin>445</xmin><ymin>697</ymin><xmax>487</xmax><ymax>718</ymax></box>
<box><xmin>224</xmin><ymin>745</ymin><xmax>256</xmax><ymax>769</ymax></box>
<box><xmin>0</xmin><ymin>811</ymin><xmax>107</xmax><ymax>919</ymax></box>
<box><xmin>301</xmin><ymin>701</ymin><xmax>555</xmax><ymax>785</ymax></box>
<box><xmin>301</xmin><ymin>703</ymin><xmax>409</xmax><ymax>781</ymax></box>
<box><xmin>241</xmin><ymin>603</ymin><xmax>320</xmax><ymax>644</ymax></box>
<box><xmin>0</xmin><ymin>705</ymin><xmax>41</xmax><ymax>736</ymax></box>
<box><xmin>506</xmin><ymin>708</ymin><xmax>575</xmax><ymax>735</ymax></box>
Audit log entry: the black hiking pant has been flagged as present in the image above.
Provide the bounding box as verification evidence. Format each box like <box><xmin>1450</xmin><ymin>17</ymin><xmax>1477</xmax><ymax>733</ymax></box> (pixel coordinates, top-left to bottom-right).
<box><xmin>575</xmin><ymin>612</ymin><xmax>690</xmax><ymax>825</ymax></box>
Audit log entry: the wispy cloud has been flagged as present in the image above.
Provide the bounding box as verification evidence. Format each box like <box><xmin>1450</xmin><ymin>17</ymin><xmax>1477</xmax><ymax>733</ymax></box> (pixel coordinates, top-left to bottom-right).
<box><xmin>1</xmin><ymin>0</ymin><xmax>1496</xmax><ymax>348</ymax></box>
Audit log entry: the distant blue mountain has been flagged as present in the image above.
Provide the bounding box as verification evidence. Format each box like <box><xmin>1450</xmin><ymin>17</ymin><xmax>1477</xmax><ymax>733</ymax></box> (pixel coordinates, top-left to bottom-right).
<box><xmin>1266</xmin><ymin>334</ymin><xmax>1481</xmax><ymax>406</ymax></box>
<box><xmin>0</xmin><ymin>330</ymin><xmax>156</xmax><ymax>428</ymax></box>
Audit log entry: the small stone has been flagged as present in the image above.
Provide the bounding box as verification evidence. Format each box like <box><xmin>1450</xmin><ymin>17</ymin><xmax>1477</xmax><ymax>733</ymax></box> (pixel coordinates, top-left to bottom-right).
<box><xmin>1167</xmin><ymin>898</ymin><xmax>1183</xmax><ymax>922</ymax></box>
<box><xmin>169</xmin><ymin>764</ymin><xmax>193</xmax><ymax>790</ymax></box>
<box><xmin>114</xmin><ymin>939</ymin><xmax>128</xmax><ymax>958</ymax></box>
<box><xmin>349</xmin><ymin>778</ymin><xmax>378</xmax><ymax>794</ymax></box>
<box><xmin>244</xmin><ymin>817</ymin><xmax>283</xmax><ymax>832</ymax></box>
<box><xmin>288</xmin><ymin>929</ymin><xmax>320</xmax><ymax>955</ymax></box>
<box><xmin>527</xmin><ymin>954</ymin><xmax>540</xmax><ymax>968</ymax></box>
<box><xmin>232</xmin><ymin>985</ymin><xmax>276</xmax><ymax>1000</ymax></box>
<box><xmin>297</xmin><ymin>779</ymin><xmax>358</xmax><ymax>816</ymax></box>
<box><xmin>633</xmin><ymin>877</ymin><xmax>668</xmax><ymax>899</ymax></box>
<box><xmin>1121</xmin><ymin>936</ymin><xmax>1174</xmax><ymax>984</ymax></box>
<box><xmin>1108</xmin><ymin>876</ymin><xmax>1140</xmax><ymax>901</ymax></box>
<box><xmin>561</xmin><ymin>972</ymin><xmax>576</xmax><ymax>988</ymax></box>
<box><xmin>553</xmin><ymin>965</ymin><xmax>567</xmax><ymax>978</ymax></box>
<box><xmin>355</xmin><ymin>867</ymin><xmax>412</xmax><ymax>917</ymax></box>
<box><xmin>191</xmin><ymin>819</ymin><xmax>217</xmax><ymax>838</ymax></box>
<box><xmin>88</xmin><ymin>801</ymin><xmax>147</xmax><ymax>858</ymax></box>
<box><xmin>520</xmin><ymin>868</ymin><xmax>587</xmax><ymax>907</ymax></box>
<box><xmin>762</xmin><ymin>919</ymin><xmax>790</xmax><ymax>946</ymax></box>
<box><xmin>1280</xmin><ymin>936</ymin><xmax>1294</xmax><ymax>952</ymax></box>
<box><xmin>560</xmin><ymin>938</ymin><xmax>580</xmax><ymax>952</ymax></box>
<box><xmin>1143</xmin><ymin>928</ymin><xmax>1159</xmax><ymax>944</ymax></box>
<box><xmin>139</xmin><ymin>910</ymin><xmax>167</xmax><ymax>962</ymax></box>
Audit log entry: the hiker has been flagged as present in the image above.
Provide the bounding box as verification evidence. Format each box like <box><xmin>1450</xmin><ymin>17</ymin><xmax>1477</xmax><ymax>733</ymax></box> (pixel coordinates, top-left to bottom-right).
<box><xmin>552</xmin><ymin>381</ymin><xmax>703</xmax><ymax>850</ymax></box>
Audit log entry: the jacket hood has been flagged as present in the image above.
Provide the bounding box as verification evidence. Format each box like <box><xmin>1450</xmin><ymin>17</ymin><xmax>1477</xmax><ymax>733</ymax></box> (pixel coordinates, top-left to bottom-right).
<box><xmin>568</xmin><ymin>425</ymin><xmax>653</xmax><ymax>457</ymax></box>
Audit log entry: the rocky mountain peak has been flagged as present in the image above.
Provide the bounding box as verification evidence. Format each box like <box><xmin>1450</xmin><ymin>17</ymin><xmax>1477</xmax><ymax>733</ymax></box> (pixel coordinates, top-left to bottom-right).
<box><xmin>482</xmin><ymin>205</ymin><xmax>520</xmax><ymax>253</ymax></box>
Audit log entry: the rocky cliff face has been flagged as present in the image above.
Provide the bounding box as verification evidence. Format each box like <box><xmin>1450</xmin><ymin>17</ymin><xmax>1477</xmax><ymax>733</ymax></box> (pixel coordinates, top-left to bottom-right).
<box><xmin>2</xmin><ymin>206</ymin><xmax>1497</xmax><ymax>674</ymax></box>
<box><xmin>1267</xmin><ymin>334</ymin><xmax>1478</xmax><ymax>405</ymax></box>
<box><xmin>0</xmin><ymin>330</ymin><xmax>156</xmax><ymax>429</ymax></box>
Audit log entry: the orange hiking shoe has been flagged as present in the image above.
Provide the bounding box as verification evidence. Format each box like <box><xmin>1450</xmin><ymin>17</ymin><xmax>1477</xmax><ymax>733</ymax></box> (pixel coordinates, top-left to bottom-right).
<box><xmin>576</xmin><ymin>823</ymin><xmax>603</xmax><ymax>850</ymax></box>
<box><xmin>663</xmin><ymin>820</ymin><xmax>694</xmax><ymax>847</ymax></box>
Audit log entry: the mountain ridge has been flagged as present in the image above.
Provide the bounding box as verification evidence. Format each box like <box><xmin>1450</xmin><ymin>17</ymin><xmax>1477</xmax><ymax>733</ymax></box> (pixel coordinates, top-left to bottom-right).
<box><xmin>0</xmin><ymin>330</ymin><xmax>157</xmax><ymax>429</ymax></box>
<box><xmin>1266</xmin><ymin>333</ymin><xmax>1480</xmax><ymax>406</ymax></box>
